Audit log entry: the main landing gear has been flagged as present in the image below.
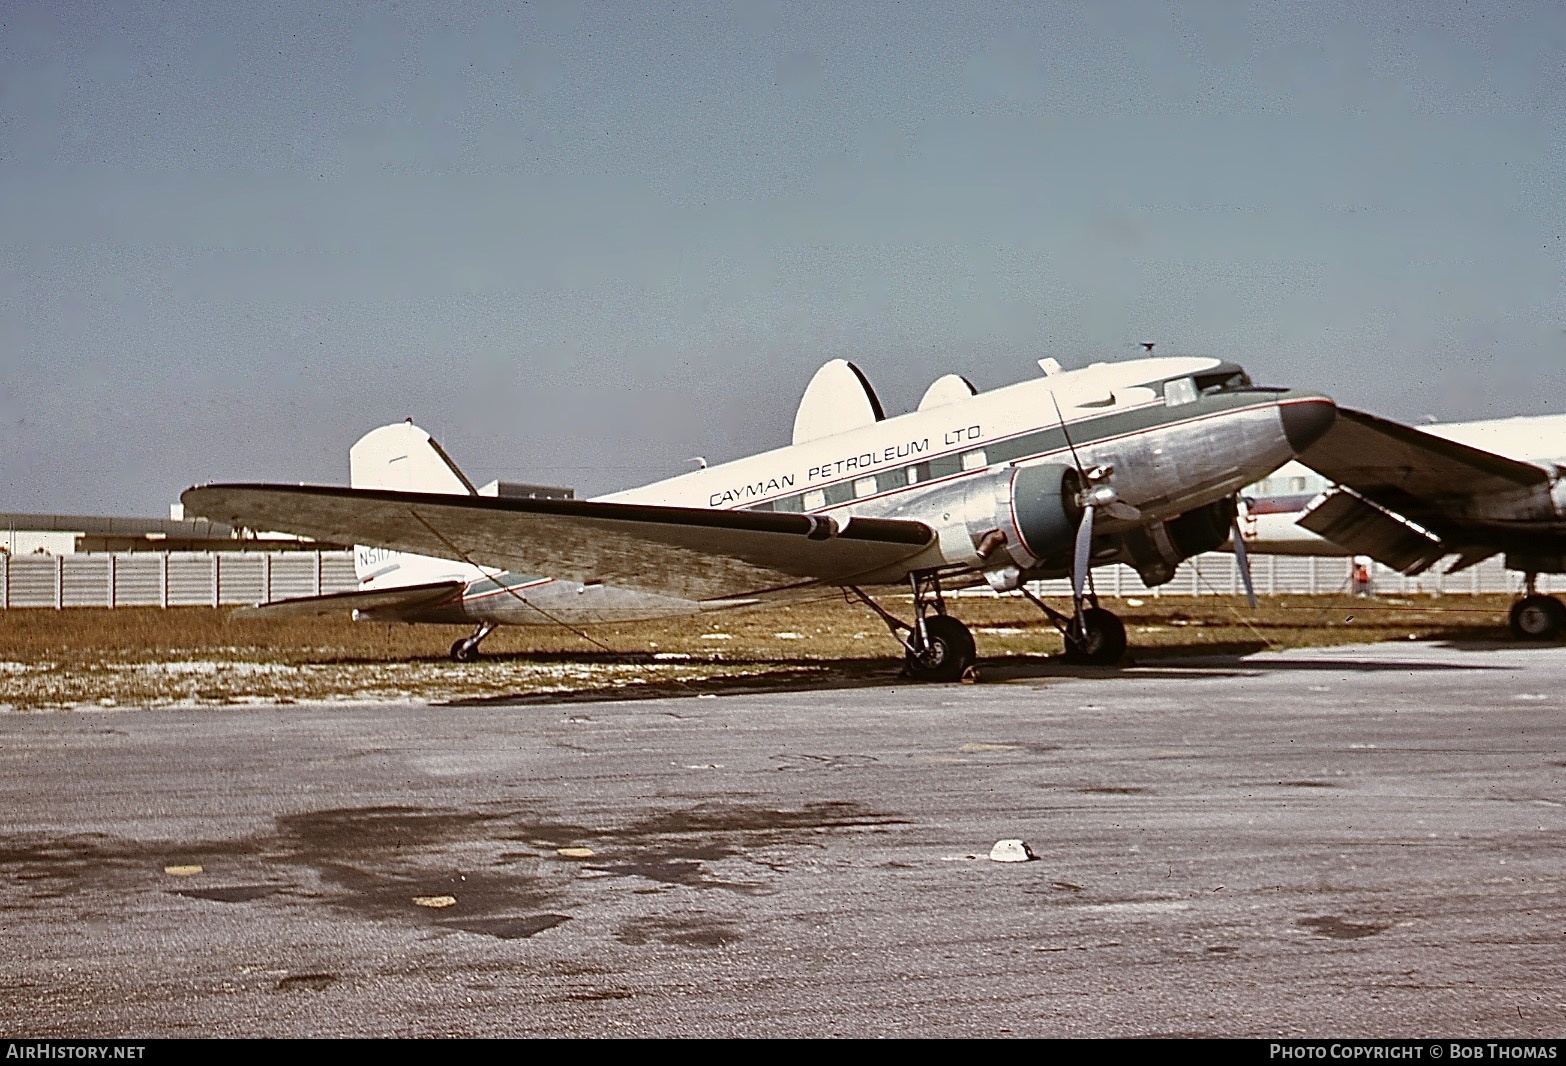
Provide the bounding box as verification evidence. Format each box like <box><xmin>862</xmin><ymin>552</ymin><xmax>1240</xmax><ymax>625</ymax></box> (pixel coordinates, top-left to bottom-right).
<box><xmin>848</xmin><ymin>575</ymin><xmax>977</xmax><ymax>683</ymax></box>
<box><xmin>450</xmin><ymin>621</ymin><xmax>497</xmax><ymax>663</ymax></box>
<box><xmin>1016</xmin><ymin>580</ymin><xmax>1127</xmax><ymax>666</ymax></box>
<box><xmin>1509</xmin><ymin>575</ymin><xmax>1566</xmax><ymax>641</ymax></box>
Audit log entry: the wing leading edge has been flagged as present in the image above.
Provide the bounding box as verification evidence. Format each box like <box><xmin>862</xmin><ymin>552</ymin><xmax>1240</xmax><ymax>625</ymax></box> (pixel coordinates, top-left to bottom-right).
<box><xmin>1296</xmin><ymin>407</ymin><xmax>1559</xmax><ymax>573</ymax></box>
<box><xmin>1299</xmin><ymin>407</ymin><xmax>1549</xmax><ymax>505</ymax></box>
<box><xmin>181</xmin><ymin>484</ymin><xmax>936</xmax><ymax>602</ymax></box>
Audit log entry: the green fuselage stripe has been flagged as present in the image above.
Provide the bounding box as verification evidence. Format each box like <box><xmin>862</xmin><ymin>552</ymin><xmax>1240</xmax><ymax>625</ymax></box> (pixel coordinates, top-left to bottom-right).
<box><xmin>746</xmin><ymin>390</ymin><xmax>1281</xmax><ymax>514</ymax></box>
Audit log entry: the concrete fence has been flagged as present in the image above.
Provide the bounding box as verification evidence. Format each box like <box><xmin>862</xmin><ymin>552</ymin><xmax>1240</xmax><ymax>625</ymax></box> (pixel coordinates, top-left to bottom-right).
<box><xmin>0</xmin><ymin>551</ymin><xmax>359</xmax><ymax>609</ymax></box>
<box><xmin>0</xmin><ymin>550</ymin><xmax>1554</xmax><ymax>610</ymax></box>
<box><xmin>1022</xmin><ymin>552</ymin><xmax>1552</xmax><ymax>600</ymax></box>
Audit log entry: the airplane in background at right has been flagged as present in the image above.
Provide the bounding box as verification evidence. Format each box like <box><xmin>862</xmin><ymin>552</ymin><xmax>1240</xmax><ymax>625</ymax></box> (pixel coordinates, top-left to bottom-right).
<box><xmin>1237</xmin><ymin>409</ymin><xmax>1566</xmax><ymax>640</ymax></box>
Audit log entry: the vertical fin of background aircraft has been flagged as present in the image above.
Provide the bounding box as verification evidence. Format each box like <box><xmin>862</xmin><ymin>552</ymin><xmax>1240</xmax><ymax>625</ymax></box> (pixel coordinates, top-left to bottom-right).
<box><xmin>348</xmin><ymin>421</ymin><xmax>479</xmax><ymax>588</ymax></box>
<box><xmin>349</xmin><ymin>420</ymin><xmax>478</xmax><ymax>495</ymax></box>
<box><xmin>916</xmin><ymin>373</ymin><xmax>979</xmax><ymax>411</ymax></box>
<box><xmin>792</xmin><ymin>360</ymin><xmax>886</xmax><ymax>445</ymax></box>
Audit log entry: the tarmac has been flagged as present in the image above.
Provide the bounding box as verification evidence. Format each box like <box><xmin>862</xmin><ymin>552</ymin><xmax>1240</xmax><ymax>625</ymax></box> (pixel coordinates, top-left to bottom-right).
<box><xmin>1</xmin><ymin>639</ymin><xmax>1562</xmax><ymax>1038</ymax></box>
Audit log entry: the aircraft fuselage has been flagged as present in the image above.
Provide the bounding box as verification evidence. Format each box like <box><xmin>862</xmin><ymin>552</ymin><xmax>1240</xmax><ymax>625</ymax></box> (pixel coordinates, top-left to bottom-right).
<box><xmin>377</xmin><ymin>356</ymin><xmax>1334</xmax><ymax>623</ymax></box>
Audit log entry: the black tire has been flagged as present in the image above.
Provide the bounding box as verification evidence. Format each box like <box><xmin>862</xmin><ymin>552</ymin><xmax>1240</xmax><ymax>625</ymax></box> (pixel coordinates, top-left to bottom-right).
<box><xmin>1509</xmin><ymin>595</ymin><xmax>1566</xmax><ymax>641</ymax></box>
<box><xmin>904</xmin><ymin>615</ymin><xmax>977</xmax><ymax>683</ymax></box>
<box><xmin>1063</xmin><ymin>607</ymin><xmax>1127</xmax><ymax>665</ymax></box>
<box><xmin>450</xmin><ymin>638</ymin><xmax>480</xmax><ymax>663</ymax></box>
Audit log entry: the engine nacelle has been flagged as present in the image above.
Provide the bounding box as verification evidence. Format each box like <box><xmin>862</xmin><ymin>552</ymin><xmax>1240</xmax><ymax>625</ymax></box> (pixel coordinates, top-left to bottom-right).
<box><xmin>1117</xmin><ymin>497</ymin><xmax>1237</xmax><ymax>587</ymax></box>
<box><xmin>900</xmin><ymin>463</ymin><xmax>1079</xmax><ymax>587</ymax></box>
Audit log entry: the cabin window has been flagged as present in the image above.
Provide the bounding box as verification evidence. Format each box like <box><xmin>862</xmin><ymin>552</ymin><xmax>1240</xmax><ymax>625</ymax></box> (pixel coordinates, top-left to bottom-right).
<box><xmin>961</xmin><ymin>449</ymin><xmax>988</xmax><ymax>471</ymax></box>
<box><xmin>906</xmin><ymin>467</ymin><xmax>921</xmax><ymax>486</ymax></box>
<box><xmin>853</xmin><ymin>476</ymin><xmax>877</xmax><ymax>499</ymax></box>
<box><xmin>1163</xmin><ymin>377</ymin><xmax>1198</xmax><ymax>407</ymax></box>
<box><xmin>1290</xmin><ymin>476</ymin><xmax>1308</xmax><ymax>493</ymax></box>
<box><xmin>773</xmin><ymin>495</ymin><xmax>804</xmax><ymax>512</ymax></box>
<box><xmin>803</xmin><ymin>489</ymin><xmax>826</xmax><ymax>511</ymax></box>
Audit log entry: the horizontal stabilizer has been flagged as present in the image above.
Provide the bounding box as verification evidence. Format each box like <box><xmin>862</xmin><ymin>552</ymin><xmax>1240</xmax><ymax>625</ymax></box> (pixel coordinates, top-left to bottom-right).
<box><xmin>1298</xmin><ymin>489</ymin><xmax>1446</xmax><ymax>574</ymax></box>
<box><xmin>236</xmin><ymin>579</ymin><xmax>465</xmax><ymax>619</ymax></box>
<box><xmin>183</xmin><ymin>484</ymin><xmax>935</xmax><ymax>603</ymax></box>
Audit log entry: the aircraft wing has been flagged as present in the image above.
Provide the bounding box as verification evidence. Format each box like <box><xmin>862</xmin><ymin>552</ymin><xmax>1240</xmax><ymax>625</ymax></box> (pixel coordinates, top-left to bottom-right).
<box><xmin>236</xmin><ymin>579</ymin><xmax>465</xmax><ymax>619</ymax></box>
<box><xmin>182</xmin><ymin>484</ymin><xmax>936</xmax><ymax>602</ymax></box>
<box><xmin>1299</xmin><ymin>407</ymin><xmax>1550</xmax><ymax>503</ymax></box>
<box><xmin>1295</xmin><ymin>407</ymin><xmax>1557</xmax><ymax>572</ymax></box>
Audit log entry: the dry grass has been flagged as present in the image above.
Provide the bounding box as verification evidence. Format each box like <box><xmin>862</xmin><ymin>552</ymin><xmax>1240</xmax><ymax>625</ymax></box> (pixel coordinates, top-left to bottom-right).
<box><xmin>0</xmin><ymin>593</ymin><xmax>1526</xmax><ymax>711</ymax></box>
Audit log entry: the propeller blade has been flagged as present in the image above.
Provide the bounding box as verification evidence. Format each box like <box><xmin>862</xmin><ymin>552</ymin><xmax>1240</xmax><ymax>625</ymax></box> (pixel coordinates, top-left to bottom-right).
<box><xmin>1232</xmin><ymin>517</ymin><xmax>1258</xmax><ymax>609</ymax></box>
<box><xmin>1104</xmin><ymin>500</ymin><xmax>1141</xmax><ymax>522</ymax></box>
<box><xmin>1072</xmin><ymin>503</ymin><xmax>1096</xmax><ymax>600</ymax></box>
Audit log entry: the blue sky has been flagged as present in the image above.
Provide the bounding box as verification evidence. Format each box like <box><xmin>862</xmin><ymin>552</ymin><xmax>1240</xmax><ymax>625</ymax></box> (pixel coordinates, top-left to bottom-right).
<box><xmin>3</xmin><ymin>0</ymin><xmax>1562</xmax><ymax>512</ymax></box>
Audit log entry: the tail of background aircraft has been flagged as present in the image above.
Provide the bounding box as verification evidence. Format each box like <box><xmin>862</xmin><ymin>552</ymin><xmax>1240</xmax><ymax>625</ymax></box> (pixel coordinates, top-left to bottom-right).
<box><xmin>348</xmin><ymin>421</ymin><xmax>482</xmax><ymax>589</ymax></box>
<box><xmin>349</xmin><ymin>419</ymin><xmax>477</xmax><ymax>495</ymax></box>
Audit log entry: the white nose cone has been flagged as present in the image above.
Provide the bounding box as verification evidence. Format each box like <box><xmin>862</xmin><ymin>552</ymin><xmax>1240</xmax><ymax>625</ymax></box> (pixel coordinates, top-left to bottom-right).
<box><xmin>989</xmin><ymin>839</ymin><xmax>1036</xmax><ymax>863</ymax></box>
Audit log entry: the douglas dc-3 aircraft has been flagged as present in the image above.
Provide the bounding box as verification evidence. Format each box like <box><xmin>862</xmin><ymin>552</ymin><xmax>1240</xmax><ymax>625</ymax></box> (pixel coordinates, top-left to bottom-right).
<box><xmin>1237</xmin><ymin>410</ymin><xmax>1566</xmax><ymax>641</ymax></box>
<box><xmin>182</xmin><ymin>355</ymin><xmax>1336</xmax><ymax>680</ymax></box>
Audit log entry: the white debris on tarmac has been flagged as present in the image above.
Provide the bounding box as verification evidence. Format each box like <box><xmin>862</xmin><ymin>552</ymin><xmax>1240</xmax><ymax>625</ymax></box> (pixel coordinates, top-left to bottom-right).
<box><xmin>989</xmin><ymin>839</ymin><xmax>1036</xmax><ymax>863</ymax></box>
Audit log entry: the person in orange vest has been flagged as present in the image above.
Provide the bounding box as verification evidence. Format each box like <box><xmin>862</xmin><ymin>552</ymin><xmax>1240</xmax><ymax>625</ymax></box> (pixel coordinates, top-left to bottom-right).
<box><xmin>1353</xmin><ymin>560</ymin><xmax>1372</xmax><ymax>598</ymax></box>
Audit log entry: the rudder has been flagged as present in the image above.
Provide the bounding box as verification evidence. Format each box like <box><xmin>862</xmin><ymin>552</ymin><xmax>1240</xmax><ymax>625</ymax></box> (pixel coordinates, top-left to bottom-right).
<box><xmin>349</xmin><ymin>420</ymin><xmax>477</xmax><ymax>494</ymax></box>
<box><xmin>348</xmin><ymin>421</ymin><xmax>479</xmax><ymax>588</ymax></box>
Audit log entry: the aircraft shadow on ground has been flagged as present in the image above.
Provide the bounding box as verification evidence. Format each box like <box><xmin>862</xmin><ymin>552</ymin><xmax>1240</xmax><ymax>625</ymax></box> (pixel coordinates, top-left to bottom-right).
<box><xmin>439</xmin><ymin>635</ymin><xmax>1514</xmax><ymax>708</ymax></box>
<box><xmin>1430</xmin><ymin>637</ymin><xmax>1566</xmax><ymax>652</ymax></box>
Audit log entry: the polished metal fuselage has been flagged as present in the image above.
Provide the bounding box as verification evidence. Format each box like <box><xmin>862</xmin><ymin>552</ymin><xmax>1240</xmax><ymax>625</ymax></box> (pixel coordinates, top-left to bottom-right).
<box><xmin>397</xmin><ymin>357</ymin><xmax>1329</xmax><ymax>621</ymax></box>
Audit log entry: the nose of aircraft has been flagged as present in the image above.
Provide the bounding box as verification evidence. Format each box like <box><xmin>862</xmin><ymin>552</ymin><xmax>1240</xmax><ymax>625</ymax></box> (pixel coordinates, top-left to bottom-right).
<box><xmin>1277</xmin><ymin>392</ymin><xmax>1338</xmax><ymax>453</ymax></box>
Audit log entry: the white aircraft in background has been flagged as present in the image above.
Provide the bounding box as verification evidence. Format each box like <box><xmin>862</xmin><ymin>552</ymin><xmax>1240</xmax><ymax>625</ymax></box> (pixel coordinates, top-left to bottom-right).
<box><xmin>1236</xmin><ymin>410</ymin><xmax>1566</xmax><ymax>640</ymax></box>
<box><xmin>184</xmin><ymin>355</ymin><xmax>1336</xmax><ymax>680</ymax></box>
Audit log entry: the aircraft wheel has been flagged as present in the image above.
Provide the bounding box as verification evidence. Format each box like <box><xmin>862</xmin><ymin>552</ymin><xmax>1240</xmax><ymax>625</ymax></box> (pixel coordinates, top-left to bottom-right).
<box><xmin>450</xmin><ymin>638</ymin><xmax>481</xmax><ymax>663</ymax></box>
<box><xmin>904</xmin><ymin>616</ymin><xmax>976</xmax><ymax>683</ymax></box>
<box><xmin>1063</xmin><ymin>607</ymin><xmax>1128</xmax><ymax>666</ymax></box>
<box><xmin>1509</xmin><ymin>595</ymin><xmax>1566</xmax><ymax>641</ymax></box>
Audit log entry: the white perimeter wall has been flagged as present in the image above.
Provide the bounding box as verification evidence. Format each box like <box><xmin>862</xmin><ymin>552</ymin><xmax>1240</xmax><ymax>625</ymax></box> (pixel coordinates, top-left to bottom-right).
<box><xmin>0</xmin><ymin>551</ymin><xmax>358</xmax><ymax>609</ymax></box>
<box><xmin>0</xmin><ymin>550</ymin><xmax>1555</xmax><ymax>609</ymax></box>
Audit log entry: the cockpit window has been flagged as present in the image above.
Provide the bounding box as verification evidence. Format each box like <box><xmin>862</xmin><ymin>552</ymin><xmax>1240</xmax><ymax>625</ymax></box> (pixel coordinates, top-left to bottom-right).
<box><xmin>1194</xmin><ymin>370</ymin><xmax>1253</xmax><ymax>394</ymax></box>
<box><xmin>1163</xmin><ymin>377</ymin><xmax>1198</xmax><ymax>407</ymax></box>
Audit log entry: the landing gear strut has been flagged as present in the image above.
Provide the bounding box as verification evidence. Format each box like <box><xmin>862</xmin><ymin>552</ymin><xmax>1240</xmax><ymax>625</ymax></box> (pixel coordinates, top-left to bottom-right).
<box><xmin>1017</xmin><ymin>581</ymin><xmax>1127</xmax><ymax>666</ymax></box>
<box><xmin>848</xmin><ymin>574</ymin><xmax>976</xmax><ymax>683</ymax></box>
<box><xmin>450</xmin><ymin>621</ymin><xmax>497</xmax><ymax>663</ymax></box>
<box><xmin>1509</xmin><ymin>574</ymin><xmax>1566</xmax><ymax>641</ymax></box>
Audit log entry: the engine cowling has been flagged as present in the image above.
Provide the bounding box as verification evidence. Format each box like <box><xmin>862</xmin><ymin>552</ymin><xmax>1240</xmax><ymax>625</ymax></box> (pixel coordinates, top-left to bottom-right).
<box><xmin>1117</xmin><ymin>497</ymin><xmax>1237</xmax><ymax>587</ymax></box>
<box><xmin>902</xmin><ymin>463</ymin><xmax>1080</xmax><ymax>587</ymax></box>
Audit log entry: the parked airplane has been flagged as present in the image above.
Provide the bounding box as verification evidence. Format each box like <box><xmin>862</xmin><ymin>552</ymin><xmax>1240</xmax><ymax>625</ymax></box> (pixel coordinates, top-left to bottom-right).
<box><xmin>239</xmin><ymin>420</ymin><xmax>741</xmax><ymax>661</ymax></box>
<box><xmin>183</xmin><ymin>355</ymin><xmax>1337</xmax><ymax>680</ymax></box>
<box><xmin>1235</xmin><ymin>410</ymin><xmax>1566</xmax><ymax>640</ymax></box>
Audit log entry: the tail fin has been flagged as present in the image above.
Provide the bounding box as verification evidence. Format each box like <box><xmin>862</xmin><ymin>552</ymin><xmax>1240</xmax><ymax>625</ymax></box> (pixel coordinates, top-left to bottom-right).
<box><xmin>350</xmin><ymin>420</ymin><xmax>478</xmax><ymax>494</ymax></box>
<box><xmin>348</xmin><ymin>421</ymin><xmax>479</xmax><ymax>588</ymax></box>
